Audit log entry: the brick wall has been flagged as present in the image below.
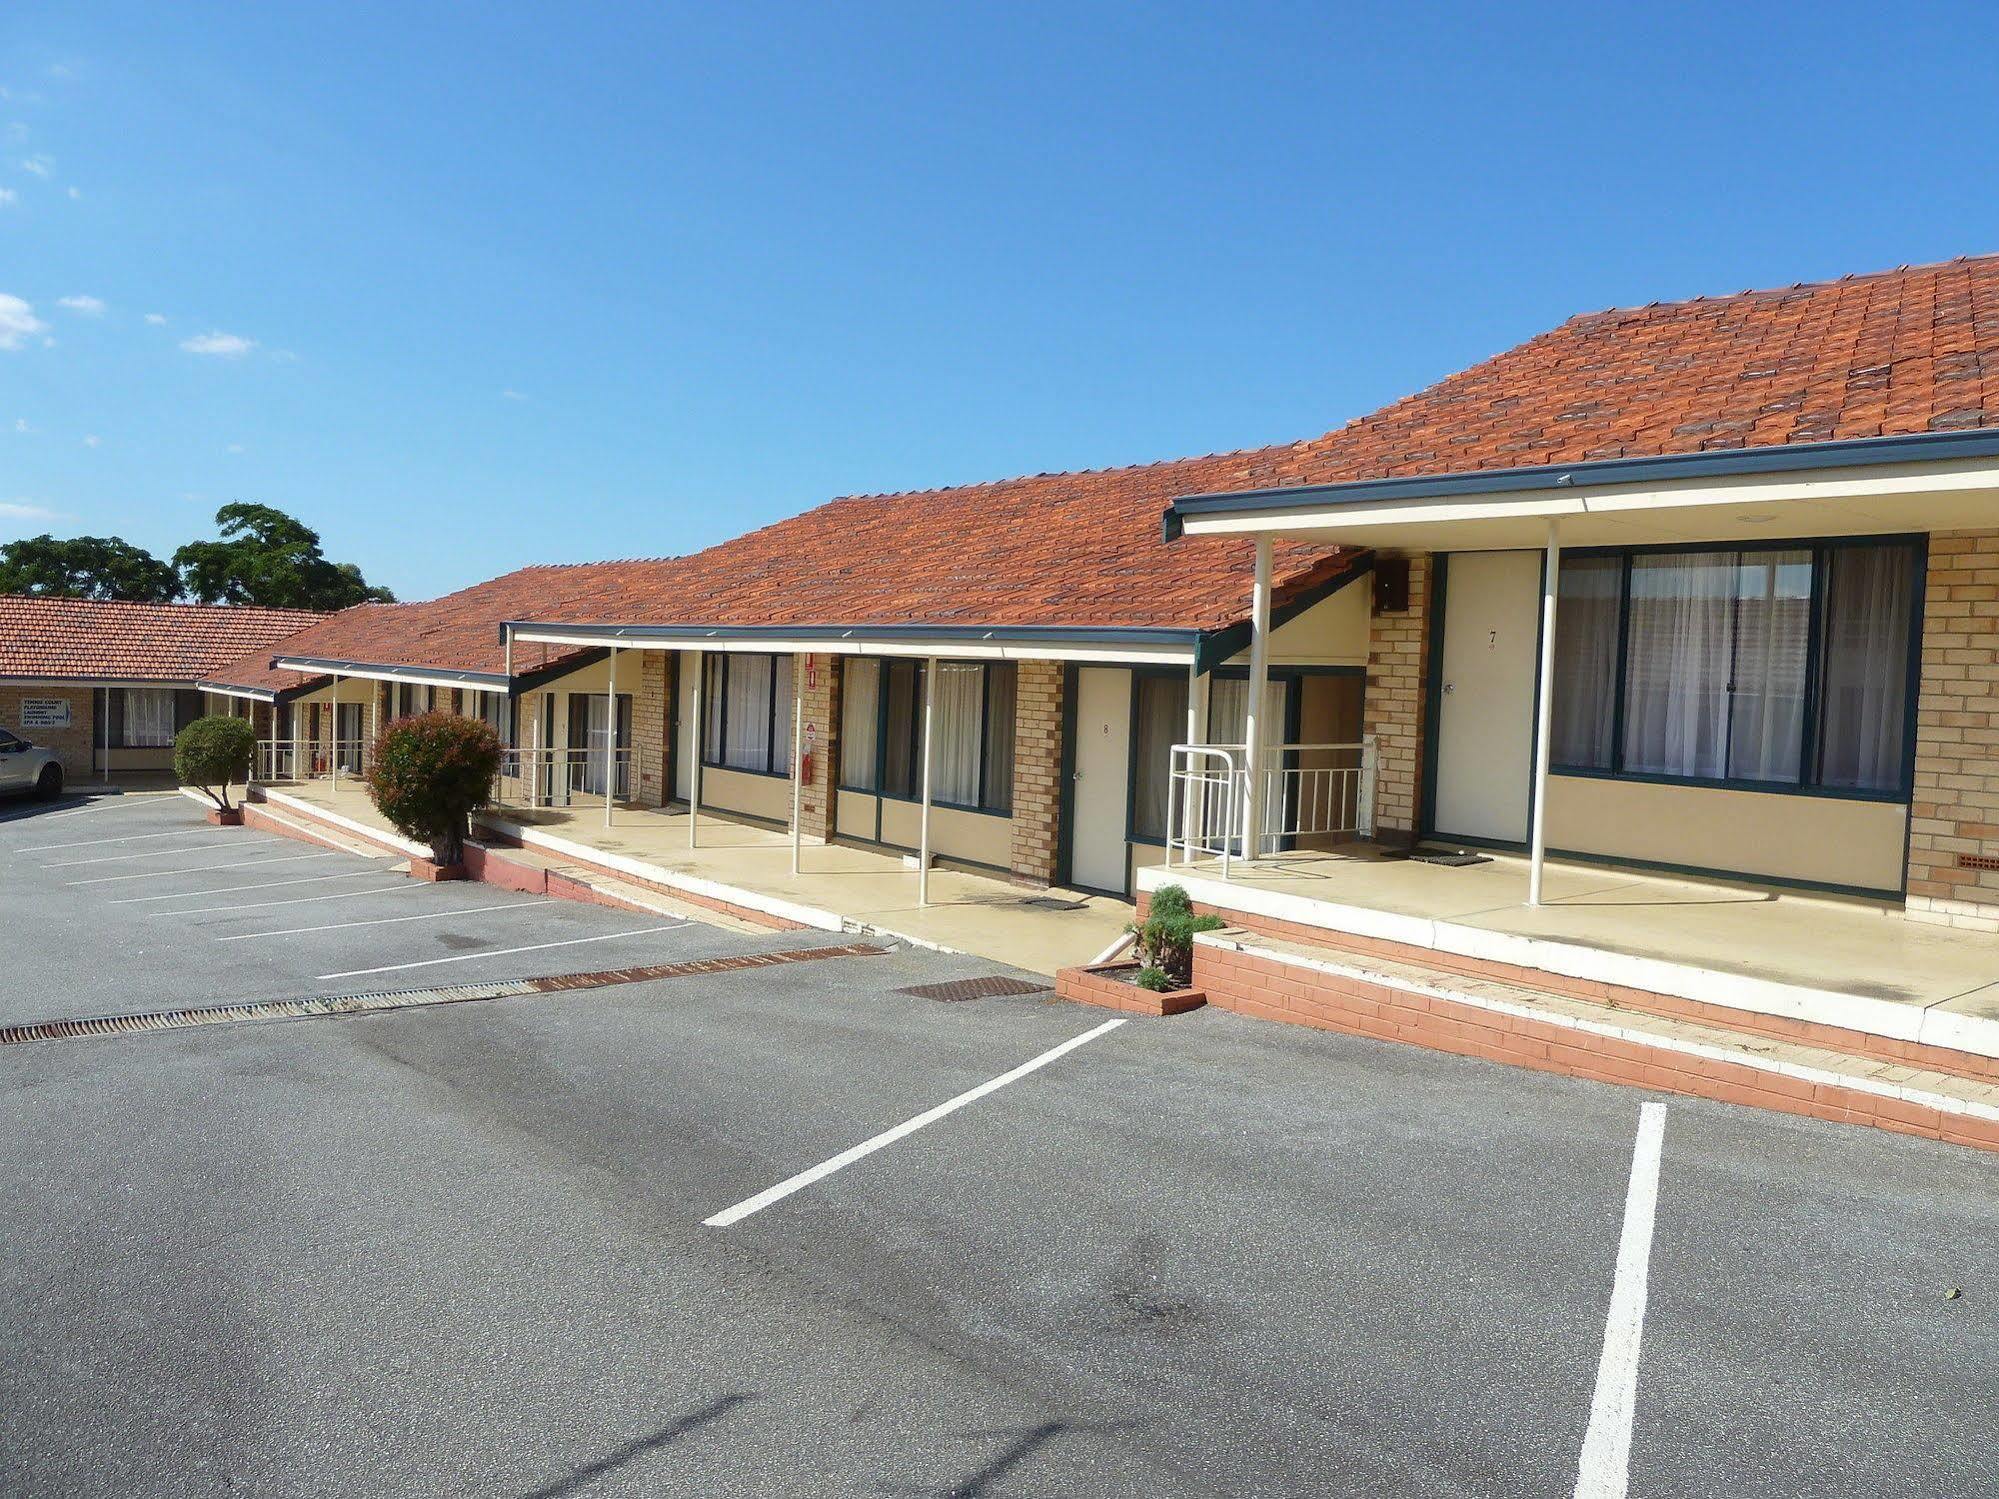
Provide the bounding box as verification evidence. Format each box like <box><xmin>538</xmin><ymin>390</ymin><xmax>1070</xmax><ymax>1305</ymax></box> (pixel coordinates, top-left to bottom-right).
<box><xmin>633</xmin><ymin>651</ymin><xmax>669</xmax><ymax>808</ymax></box>
<box><xmin>1364</xmin><ymin>553</ymin><xmax>1430</xmax><ymax>843</ymax></box>
<box><xmin>1009</xmin><ymin>659</ymin><xmax>1064</xmax><ymax>884</ymax></box>
<box><xmin>1908</xmin><ymin>530</ymin><xmax>1999</xmax><ymax>928</ymax></box>
<box><xmin>795</xmin><ymin>653</ymin><xmax>841</xmax><ymax>840</ymax></box>
<box><xmin>0</xmin><ymin>684</ymin><xmax>95</xmax><ymax>779</ymax></box>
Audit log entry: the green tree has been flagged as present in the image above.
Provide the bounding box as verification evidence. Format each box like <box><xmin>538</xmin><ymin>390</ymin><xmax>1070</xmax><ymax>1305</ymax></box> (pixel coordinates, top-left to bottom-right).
<box><xmin>0</xmin><ymin>533</ymin><xmax>181</xmax><ymax>602</ymax></box>
<box><xmin>174</xmin><ymin>715</ymin><xmax>258</xmax><ymax>812</ymax></box>
<box><xmin>367</xmin><ymin>711</ymin><xmax>502</xmax><ymax>868</ymax></box>
<box><xmin>173</xmin><ymin>503</ymin><xmax>395</xmax><ymax>610</ymax></box>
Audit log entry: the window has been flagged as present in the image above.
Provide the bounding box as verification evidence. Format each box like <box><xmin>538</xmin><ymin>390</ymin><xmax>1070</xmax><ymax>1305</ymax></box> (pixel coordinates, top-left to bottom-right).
<box><xmin>700</xmin><ymin>653</ymin><xmax>794</xmax><ymax>775</ymax></box>
<box><xmin>395</xmin><ymin>683</ymin><xmax>421</xmax><ymax>718</ymax></box>
<box><xmin>1132</xmin><ymin>674</ymin><xmax>1189</xmax><ymax>841</ymax></box>
<box><xmin>121</xmin><ymin>688</ymin><xmax>177</xmax><ymax>748</ymax></box>
<box><xmin>841</xmin><ymin>659</ymin><xmax>1015</xmax><ymax>814</ymax></box>
<box><xmin>1551</xmin><ymin>540</ymin><xmax>1919</xmax><ymax>795</ymax></box>
<box><xmin>477</xmin><ymin>691</ymin><xmax>512</xmax><ymax>744</ymax></box>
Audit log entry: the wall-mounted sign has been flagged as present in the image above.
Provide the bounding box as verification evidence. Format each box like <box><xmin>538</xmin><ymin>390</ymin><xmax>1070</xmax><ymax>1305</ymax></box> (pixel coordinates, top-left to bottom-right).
<box><xmin>20</xmin><ymin>698</ymin><xmax>71</xmax><ymax>730</ymax></box>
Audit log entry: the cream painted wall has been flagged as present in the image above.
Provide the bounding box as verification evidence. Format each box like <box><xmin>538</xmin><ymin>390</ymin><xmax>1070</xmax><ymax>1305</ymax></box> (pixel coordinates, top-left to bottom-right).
<box><xmin>699</xmin><ymin>765</ymin><xmax>794</xmax><ymax>823</ymax></box>
<box><xmin>1543</xmin><ymin>774</ymin><xmax>1908</xmax><ymax>894</ymax></box>
<box><xmin>1220</xmin><ymin>573</ymin><xmax>1372</xmax><ymax>669</ymax></box>
<box><xmin>878</xmin><ymin>797</ymin><xmax>1013</xmax><ymax>869</ymax></box>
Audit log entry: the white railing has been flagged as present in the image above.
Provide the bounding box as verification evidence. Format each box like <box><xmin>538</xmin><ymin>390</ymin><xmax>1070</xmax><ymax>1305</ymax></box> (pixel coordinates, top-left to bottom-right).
<box><xmin>491</xmin><ymin>745</ymin><xmax>632</xmax><ymax>808</ymax></box>
<box><xmin>1167</xmin><ymin>737</ymin><xmax>1376</xmax><ymax>877</ymax></box>
<box><xmin>252</xmin><ymin>737</ymin><xmax>370</xmax><ymax>783</ymax></box>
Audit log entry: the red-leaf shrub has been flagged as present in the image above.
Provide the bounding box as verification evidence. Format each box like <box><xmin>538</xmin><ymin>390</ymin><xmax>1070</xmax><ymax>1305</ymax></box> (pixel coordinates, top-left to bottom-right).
<box><xmin>366</xmin><ymin>710</ymin><xmax>502</xmax><ymax>867</ymax></box>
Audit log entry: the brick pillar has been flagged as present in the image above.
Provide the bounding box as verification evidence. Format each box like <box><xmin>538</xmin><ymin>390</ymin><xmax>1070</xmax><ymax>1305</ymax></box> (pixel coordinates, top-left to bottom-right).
<box><xmin>794</xmin><ymin>653</ymin><xmax>841</xmax><ymax>840</ymax></box>
<box><xmin>1009</xmin><ymin>659</ymin><xmax>1064</xmax><ymax>885</ymax></box>
<box><xmin>1907</xmin><ymin>531</ymin><xmax>1999</xmax><ymax>928</ymax></box>
<box><xmin>1364</xmin><ymin>552</ymin><xmax>1431</xmax><ymax>845</ymax></box>
<box><xmin>633</xmin><ymin>650</ymin><xmax>669</xmax><ymax>808</ymax></box>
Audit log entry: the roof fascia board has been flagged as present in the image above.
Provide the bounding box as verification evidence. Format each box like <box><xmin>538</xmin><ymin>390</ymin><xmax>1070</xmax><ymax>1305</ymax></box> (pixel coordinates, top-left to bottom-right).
<box><xmin>194</xmin><ymin>682</ymin><xmax>281</xmax><ymax>703</ymax></box>
<box><xmin>274</xmin><ymin>656</ymin><xmax>512</xmax><ymax>692</ymax></box>
<box><xmin>503</xmin><ymin>621</ymin><xmax>1202</xmax><ymax>666</ymax></box>
<box><xmin>1167</xmin><ymin>430</ymin><xmax>1999</xmax><ymax>536</ymax></box>
<box><xmin>0</xmin><ymin>675</ymin><xmax>204</xmax><ymax>689</ymax></box>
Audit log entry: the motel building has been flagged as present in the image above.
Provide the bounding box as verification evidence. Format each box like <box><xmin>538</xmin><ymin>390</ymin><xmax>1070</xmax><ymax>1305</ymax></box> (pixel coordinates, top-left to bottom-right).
<box><xmin>0</xmin><ymin>596</ymin><xmax>322</xmax><ymax>789</ymax></box>
<box><xmin>171</xmin><ymin>257</ymin><xmax>1999</xmax><ymax>1148</ymax></box>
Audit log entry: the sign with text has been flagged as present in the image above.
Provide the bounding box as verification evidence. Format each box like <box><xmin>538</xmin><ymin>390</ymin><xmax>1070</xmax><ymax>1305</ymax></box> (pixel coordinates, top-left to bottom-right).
<box><xmin>20</xmin><ymin>698</ymin><xmax>72</xmax><ymax>730</ymax></box>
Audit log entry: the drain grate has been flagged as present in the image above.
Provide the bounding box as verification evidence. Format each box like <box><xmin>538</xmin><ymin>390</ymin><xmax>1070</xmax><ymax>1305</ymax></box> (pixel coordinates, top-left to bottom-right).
<box><xmin>0</xmin><ymin>941</ymin><xmax>886</xmax><ymax>1046</ymax></box>
<box><xmin>897</xmin><ymin>974</ymin><xmax>1052</xmax><ymax>1003</ymax></box>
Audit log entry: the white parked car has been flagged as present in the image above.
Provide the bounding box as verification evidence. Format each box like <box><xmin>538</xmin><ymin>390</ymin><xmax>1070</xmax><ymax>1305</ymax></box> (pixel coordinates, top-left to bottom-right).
<box><xmin>0</xmin><ymin>726</ymin><xmax>64</xmax><ymax>798</ymax></box>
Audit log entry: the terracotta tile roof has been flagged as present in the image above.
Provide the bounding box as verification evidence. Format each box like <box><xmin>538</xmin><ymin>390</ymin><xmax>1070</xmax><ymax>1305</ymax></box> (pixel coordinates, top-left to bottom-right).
<box><xmin>1267</xmin><ymin>254</ymin><xmax>1999</xmax><ymax>489</ymax></box>
<box><xmin>199</xmin><ymin>563</ymin><xmax>672</xmax><ymax>694</ymax></box>
<box><xmin>0</xmin><ymin>596</ymin><xmax>326</xmax><ymax>682</ymax></box>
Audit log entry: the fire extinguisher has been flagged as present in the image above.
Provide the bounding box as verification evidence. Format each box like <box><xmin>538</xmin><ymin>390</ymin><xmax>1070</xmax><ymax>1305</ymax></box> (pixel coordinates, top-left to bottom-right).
<box><xmin>799</xmin><ymin>724</ymin><xmax>816</xmax><ymax>784</ymax></box>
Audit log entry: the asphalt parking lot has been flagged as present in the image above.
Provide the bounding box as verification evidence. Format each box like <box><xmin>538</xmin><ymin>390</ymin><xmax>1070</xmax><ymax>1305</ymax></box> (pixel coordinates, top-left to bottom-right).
<box><xmin>2</xmin><ymin>791</ymin><xmax>1995</xmax><ymax>1496</ymax></box>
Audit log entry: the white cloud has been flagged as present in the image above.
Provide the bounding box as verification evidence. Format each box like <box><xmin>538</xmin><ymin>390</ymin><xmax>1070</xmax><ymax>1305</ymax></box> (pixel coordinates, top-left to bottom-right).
<box><xmin>82</xmin><ymin>434</ymin><xmax>99</xmax><ymax>448</ymax></box>
<box><xmin>19</xmin><ymin>154</ymin><xmax>51</xmax><ymax>178</ymax></box>
<box><xmin>501</xmin><ymin>388</ymin><xmax>528</xmax><ymax>401</ymax></box>
<box><xmin>181</xmin><ymin>330</ymin><xmax>256</xmax><ymax>357</ymax></box>
<box><xmin>65</xmin><ymin>185</ymin><xmax>80</xmax><ymax>201</ymax></box>
<box><xmin>0</xmin><ymin>188</ymin><xmax>14</xmax><ymax>207</ymax></box>
<box><xmin>143</xmin><ymin>312</ymin><xmax>166</xmax><ymax>325</ymax></box>
<box><xmin>0</xmin><ymin>293</ymin><xmax>47</xmax><ymax>349</ymax></box>
<box><xmin>225</xmin><ymin>443</ymin><xmax>243</xmax><ymax>454</ymax></box>
<box><xmin>56</xmin><ymin>294</ymin><xmax>104</xmax><ymax>316</ymax></box>
<box><xmin>13</xmin><ymin>418</ymin><xmax>30</xmax><ymax>433</ymax></box>
<box><xmin>0</xmin><ymin>499</ymin><xmax>69</xmax><ymax>522</ymax></box>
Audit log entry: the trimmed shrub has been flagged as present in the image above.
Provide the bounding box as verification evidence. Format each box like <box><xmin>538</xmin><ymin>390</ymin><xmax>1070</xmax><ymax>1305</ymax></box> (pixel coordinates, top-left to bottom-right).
<box><xmin>174</xmin><ymin>715</ymin><xmax>257</xmax><ymax>811</ymax></box>
<box><xmin>366</xmin><ymin>711</ymin><xmax>502</xmax><ymax>867</ymax></box>
<box><xmin>1126</xmin><ymin>882</ymin><xmax>1224</xmax><ymax>989</ymax></box>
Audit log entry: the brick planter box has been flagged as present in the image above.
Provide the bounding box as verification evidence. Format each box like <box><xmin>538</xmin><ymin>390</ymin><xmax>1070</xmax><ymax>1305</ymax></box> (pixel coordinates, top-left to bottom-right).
<box><xmin>204</xmin><ymin>807</ymin><xmax>244</xmax><ymax>827</ymax></box>
<box><xmin>408</xmin><ymin>857</ymin><xmax>467</xmax><ymax>883</ymax></box>
<box><xmin>1056</xmin><ymin>960</ymin><xmax>1205</xmax><ymax>1017</ymax></box>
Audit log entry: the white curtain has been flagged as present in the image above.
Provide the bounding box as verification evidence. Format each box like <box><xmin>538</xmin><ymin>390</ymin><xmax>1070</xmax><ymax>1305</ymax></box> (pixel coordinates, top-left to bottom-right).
<box><xmin>723</xmin><ymin>655</ymin><xmax>772</xmax><ymax>771</ymax></box>
<box><xmin>1207</xmin><ymin>676</ymin><xmax>1288</xmax><ymax>853</ymax></box>
<box><xmin>930</xmin><ymin>663</ymin><xmax>983</xmax><ymax>804</ymax></box>
<box><xmin>772</xmin><ymin>656</ymin><xmax>795</xmax><ymax>776</ymax></box>
<box><xmin>1621</xmin><ymin>553</ymin><xmax>1734</xmax><ymax>778</ymax></box>
<box><xmin>1726</xmin><ymin>550</ymin><xmax>1810</xmax><ymax>783</ymax></box>
<box><xmin>1133</xmin><ymin>675</ymin><xmax>1188</xmax><ymax>840</ymax></box>
<box><xmin>125</xmin><ymin>688</ymin><xmax>175</xmax><ymax>747</ymax></box>
<box><xmin>1817</xmin><ymin>545</ymin><xmax>1913</xmax><ymax>791</ymax></box>
<box><xmin>1552</xmin><ymin>557</ymin><xmax>1619</xmax><ymax>768</ymax></box>
<box><xmin>842</xmin><ymin>659</ymin><xmax>879</xmax><ymax>789</ymax></box>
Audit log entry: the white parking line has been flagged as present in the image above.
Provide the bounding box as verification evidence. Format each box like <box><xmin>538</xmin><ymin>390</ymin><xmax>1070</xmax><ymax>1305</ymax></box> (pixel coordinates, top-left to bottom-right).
<box><xmin>45</xmin><ymin>837</ymin><xmax>282</xmax><ymax>868</ymax></box>
<box><xmin>166</xmin><ymin>884</ymin><xmax>425</xmax><ymax>917</ymax></box>
<box><xmin>67</xmin><ymin>852</ymin><xmax>338</xmax><ymax>887</ymax></box>
<box><xmin>19</xmin><ymin>827</ymin><xmax>236</xmax><ymax>853</ymax></box>
<box><xmin>215</xmin><ymin>898</ymin><xmax>558</xmax><ymax>941</ymax></box>
<box><xmin>108</xmin><ymin>871</ymin><xmax>389</xmax><ymax>905</ymax></box>
<box><xmin>1573</xmin><ymin>1102</ymin><xmax>1667</xmax><ymax>1499</ymax></box>
<box><xmin>316</xmin><ymin>923</ymin><xmax>690</xmax><ymax>980</ymax></box>
<box><xmin>703</xmin><ymin>1017</ymin><xmax>1128</xmax><ymax>1229</ymax></box>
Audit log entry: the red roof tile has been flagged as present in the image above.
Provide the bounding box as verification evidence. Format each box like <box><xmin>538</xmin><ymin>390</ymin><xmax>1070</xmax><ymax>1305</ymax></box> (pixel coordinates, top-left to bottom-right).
<box><xmin>0</xmin><ymin>596</ymin><xmax>326</xmax><ymax>682</ymax></box>
<box><xmin>1269</xmin><ymin>254</ymin><xmax>1999</xmax><ymax>488</ymax></box>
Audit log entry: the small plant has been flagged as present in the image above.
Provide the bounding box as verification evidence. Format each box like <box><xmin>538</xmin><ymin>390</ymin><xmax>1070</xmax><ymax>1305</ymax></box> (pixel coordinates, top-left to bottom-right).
<box><xmin>367</xmin><ymin>711</ymin><xmax>502</xmax><ymax>868</ymax></box>
<box><xmin>1134</xmin><ymin>966</ymin><xmax>1172</xmax><ymax>992</ymax></box>
<box><xmin>1126</xmin><ymin>882</ymin><xmax>1223</xmax><ymax>990</ymax></box>
<box><xmin>174</xmin><ymin>715</ymin><xmax>257</xmax><ymax>811</ymax></box>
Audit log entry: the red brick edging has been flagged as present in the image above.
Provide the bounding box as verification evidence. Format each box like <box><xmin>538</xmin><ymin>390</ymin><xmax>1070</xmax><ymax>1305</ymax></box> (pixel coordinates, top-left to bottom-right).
<box><xmin>1055</xmin><ymin>961</ymin><xmax>1206</xmax><ymax>1016</ymax></box>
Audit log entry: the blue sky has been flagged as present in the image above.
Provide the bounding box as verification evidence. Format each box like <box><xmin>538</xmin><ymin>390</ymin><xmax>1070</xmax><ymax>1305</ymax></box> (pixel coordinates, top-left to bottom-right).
<box><xmin>2</xmin><ymin>2</ymin><xmax>1994</xmax><ymax>600</ymax></box>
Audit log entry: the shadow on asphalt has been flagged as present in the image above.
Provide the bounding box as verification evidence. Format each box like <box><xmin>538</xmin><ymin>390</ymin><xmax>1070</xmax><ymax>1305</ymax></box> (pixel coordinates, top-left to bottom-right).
<box><xmin>521</xmin><ymin>1392</ymin><xmax>755</xmax><ymax>1499</ymax></box>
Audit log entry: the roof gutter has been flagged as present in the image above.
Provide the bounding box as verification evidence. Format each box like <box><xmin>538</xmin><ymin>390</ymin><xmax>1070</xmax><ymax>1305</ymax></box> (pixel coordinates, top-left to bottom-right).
<box><xmin>501</xmin><ymin>619</ymin><xmax>1211</xmax><ymax>665</ymax></box>
<box><xmin>274</xmin><ymin>655</ymin><xmax>513</xmax><ymax>692</ymax></box>
<box><xmin>1165</xmin><ymin>427</ymin><xmax>1999</xmax><ymax>532</ymax></box>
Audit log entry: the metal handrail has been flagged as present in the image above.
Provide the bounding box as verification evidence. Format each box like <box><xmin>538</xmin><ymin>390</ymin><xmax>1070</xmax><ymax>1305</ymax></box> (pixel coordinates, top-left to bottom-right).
<box><xmin>1166</xmin><ymin>736</ymin><xmax>1377</xmax><ymax>874</ymax></box>
<box><xmin>1167</xmin><ymin>744</ymin><xmax>1241</xmax><ymax>879</ymax></box>
<box><xmin>492</xmin><ymin>745</ymin><xmax>633</xmax><ymax>808</ymax></box>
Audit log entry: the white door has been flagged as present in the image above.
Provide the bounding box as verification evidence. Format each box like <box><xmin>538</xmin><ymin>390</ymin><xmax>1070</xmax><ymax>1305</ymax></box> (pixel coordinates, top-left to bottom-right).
<box><xmin>1433</xmin><ymin>551</ymin><xmax>1540</xmax><ymax>843</ymax></box>
<box><xmin>1071</xmin><ymin>667</ymin><xmax>1132</xmax><ymax>892</ymax></box>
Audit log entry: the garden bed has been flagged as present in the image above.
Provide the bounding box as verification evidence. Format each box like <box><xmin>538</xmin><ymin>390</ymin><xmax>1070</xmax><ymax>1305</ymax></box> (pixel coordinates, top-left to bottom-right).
<box><xmin>1055</xmin><ymin>960</ymin><xmax>1206</xmax><ymax>1017</ymax></box>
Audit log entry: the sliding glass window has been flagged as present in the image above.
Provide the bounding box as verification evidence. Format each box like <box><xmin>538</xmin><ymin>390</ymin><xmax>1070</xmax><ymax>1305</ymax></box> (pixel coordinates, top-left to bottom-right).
<box><xmin>1551</xmin><ymin>539</ymin><xmax>1919</xmax><ymax>796</ymax></box>
<box><xmin>701</xmin><ymin>653</ymin><xmax>795</xmax><ymax>775</ymax></box>
<box><xmin>840</xmin><ymin>659</ymin><xmax>1015</xmax><ymax>815</ymax></box>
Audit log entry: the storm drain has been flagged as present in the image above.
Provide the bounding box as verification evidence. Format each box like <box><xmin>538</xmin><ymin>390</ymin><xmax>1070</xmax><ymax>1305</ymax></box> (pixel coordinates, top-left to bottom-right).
<box><xmin>0</xmin><ymin>941</ymin><xmax>887</xmax><ymax>1046</ymax></box>
<box><xmin>896</xmin><ymin>975</ymin><xmax>1052</xmax><ymax>1003</ymax></box>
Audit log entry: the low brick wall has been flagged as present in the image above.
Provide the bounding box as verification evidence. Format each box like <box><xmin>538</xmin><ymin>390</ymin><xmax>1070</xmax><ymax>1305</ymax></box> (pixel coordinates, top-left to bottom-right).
<box><xmin>1195</xmin><ymin>940</ymin><xmax>1999</xmax><ymax>1154</ymax></box>
<box><xmin>1056</xmin><ymin>961</ymin><xmax>1205</xmax><ymax>1016</ymax></box>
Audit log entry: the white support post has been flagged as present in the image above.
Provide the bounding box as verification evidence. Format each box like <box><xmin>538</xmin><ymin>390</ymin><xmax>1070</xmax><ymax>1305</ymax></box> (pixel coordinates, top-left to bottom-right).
<box><xmin>528</xmin><ymin>708</ymin><xmax>541</xmax><ymax>807</ymax></box>
<box><xmin>1241</xmin><ymin>537</ymin><xmax>1273</xmax><ymax>860</ymax></box>
<box><xmin>330</xmin><ymin>673</ymin><xmax>342</xmax><ymax>794</ymax></box>
<box><xmin>604</xmin><ymin>647</ymin><xmax>618</xmax><ymax>828</ymax></box>
<box><xmin>689</xmin><ymin>650</ymin><xmax>703</xmax><ymax>849</ymax></box>
<box><xmin>1181</xmin><ymin>659</ymin><xmax>1208</xmax><ymax>866</ymax></box>
<box><xmin>290</xmin><ymin>699</ymin><xmax>302</xmax><ymax>785</ymax></box>
<box><xmin>790</xmin><ymin>689</ymin><xmax>804</xmax><ymax>877</ymax></box>
<box><xmin>368</xmin><ymin>683</ymin><xmax>378</xmax><ymax>778</ymax></box>
<box><xmin>1528</xmin><ymin>518</ymin><xmax>1561</xmax><ymax>907</ymax></box>
<box><xmin>97</xmin><ymin>686</ymin><xmax>107</xmax><ymax>783</ymax></box>
<box><xmin>918</xmin><ymin>655</ymin><xmax>937</xmax><ymax>906</ymax></box>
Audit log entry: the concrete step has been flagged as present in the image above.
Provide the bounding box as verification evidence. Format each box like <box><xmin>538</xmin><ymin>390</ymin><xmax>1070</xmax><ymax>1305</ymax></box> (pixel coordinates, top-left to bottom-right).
<box><xmin>462</xmin><ymin>838</ymin><xmax>774</xmax><ymax>935</ymax></box>
<box><xmin>1195</xmin><ymin>928</ymin><xmax>1999</xmax><ymax>1153</ymax></box>
<box><xmin>240</xmin><ymin>800</ymin><xmax>408</xmax><ymax>865</ymax></box>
